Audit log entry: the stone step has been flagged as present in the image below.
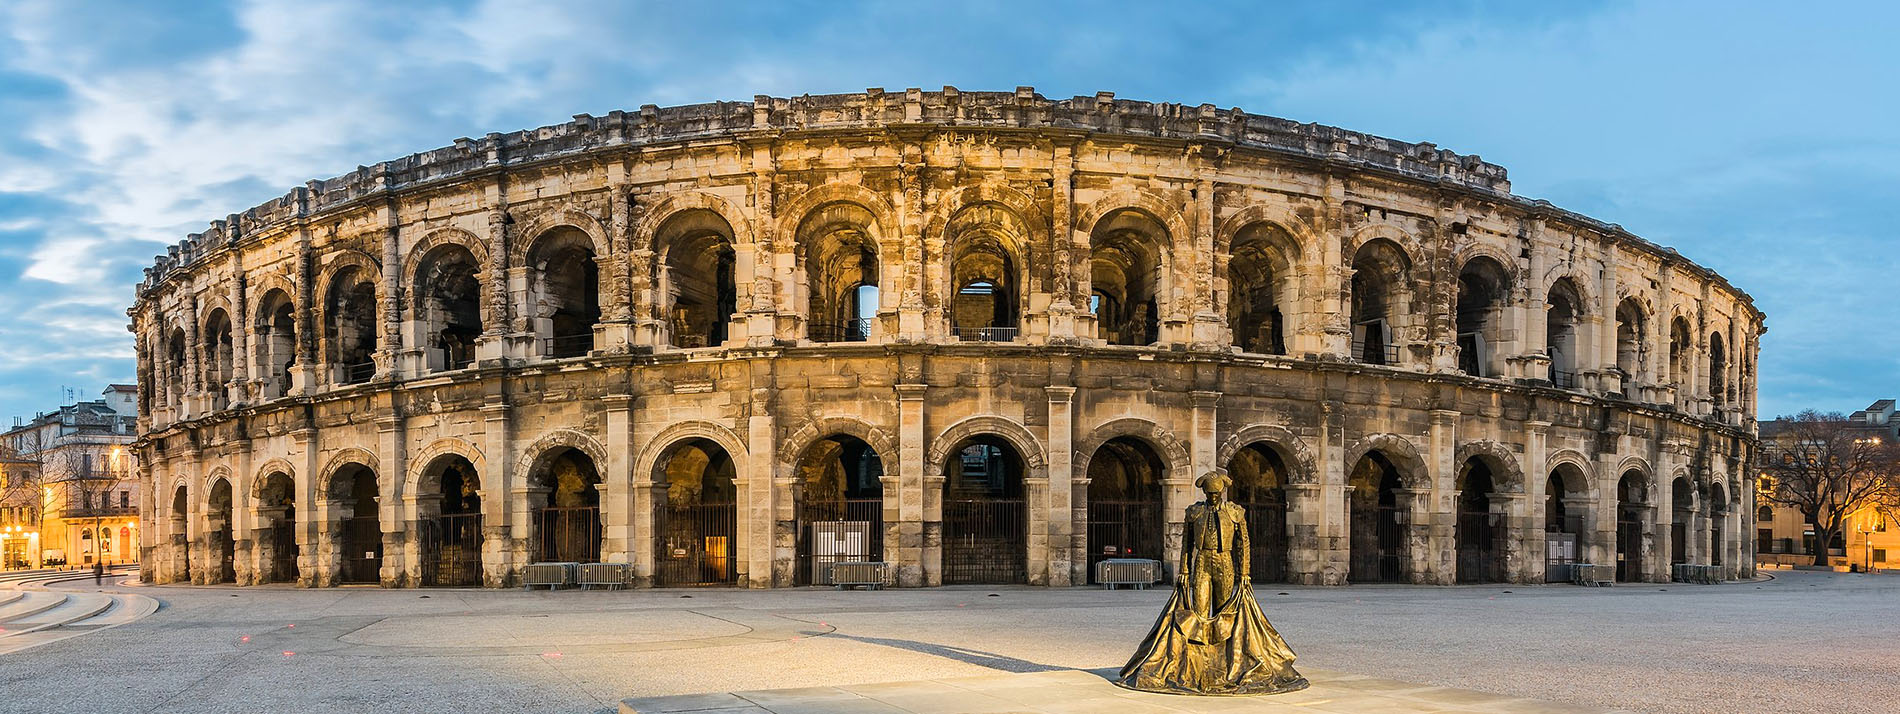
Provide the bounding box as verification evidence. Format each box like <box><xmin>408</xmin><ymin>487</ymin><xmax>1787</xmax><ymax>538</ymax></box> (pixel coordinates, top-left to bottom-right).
<box><xmin>0</xmin><ymin>593</ymin><xmax>66</xmax><ymax>625</ymax></box>
<box><xmin>0</xmin><ymin>593</ymin><xmax>158</xmax><ymax>655</ymax></box>
<box><xmin>0</xmin><ymin>593</ymin><xmax>112</xmax><ymax>636</ymax></box>
<box><xmin>0</xmin><ymin>590</ymin><xmax>23</xmax><ymax>608</ymax></box>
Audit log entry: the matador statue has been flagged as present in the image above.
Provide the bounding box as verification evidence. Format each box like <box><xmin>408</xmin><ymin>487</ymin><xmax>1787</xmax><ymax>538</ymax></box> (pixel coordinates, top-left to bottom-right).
<box><xmin>1115</xmin><ymin>470</ymin><xmax>1309</xmax><ymax>696</ymax></box>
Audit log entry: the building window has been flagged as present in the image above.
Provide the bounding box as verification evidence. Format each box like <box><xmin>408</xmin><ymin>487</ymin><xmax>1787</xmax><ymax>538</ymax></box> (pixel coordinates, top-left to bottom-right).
<box><xmin>120</xmin><ymin>491</ymin><xmax>129</xmax><ymax>509</ymax></box>
<box><xmin>1876</xmin><ymin>549</ymin><xmax>1888</xmax><ymax>563</ymax></box>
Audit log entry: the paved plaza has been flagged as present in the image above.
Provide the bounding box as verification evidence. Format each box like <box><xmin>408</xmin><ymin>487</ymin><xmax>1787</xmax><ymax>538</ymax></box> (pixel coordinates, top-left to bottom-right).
<box><xmin>0</xmin><ymin>570</ymin><xmax>1894</xmax><ymax>713</ymax></box>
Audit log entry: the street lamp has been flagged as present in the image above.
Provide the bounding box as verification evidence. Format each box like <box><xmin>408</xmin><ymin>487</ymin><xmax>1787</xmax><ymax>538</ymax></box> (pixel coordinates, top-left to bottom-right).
<box><xmin>1860</xmin><ymin>523</ymin><xmax>1875</xmax><ymax>574</ymax></box>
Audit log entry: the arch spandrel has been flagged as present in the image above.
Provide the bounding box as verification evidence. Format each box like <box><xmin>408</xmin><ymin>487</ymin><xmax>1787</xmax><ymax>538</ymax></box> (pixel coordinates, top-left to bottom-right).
<box><xmin>1071</xmin><ymin>418</ymin><xmax>1191</xmax><ymax>479</ymax></box>
<box><xmin>925</xmin><ymin>415</ymin><xmax>1047</xmax><ymax>479</ymax></box>
<box><xmin>1216</xmin><ymin>424</ymin><xmax>1319</xmax><ymax>486</ymax></box>
<box><xmin>637</xmin><ymin>191</ymin><xmax>756</xmax><ymax>250</ymax></box>
<box><xmin>514</xmin><ymin>204</ymin><xmax>611</xmax><ymax>266</ymax></box>
<box><xmin>1453</xmin><ymin>440</ymin><xmax>1526</xmax><ymax>493</ymax></box>
<box><xmin>779</xmin><ymin>417</ymin><xmax>898</xmax><ymax>474</ymax></box>
<box><xmin>634</xmin><ymin>420</ymin><xmax>750</xmax><ymax>486</ymax></box>
<box><xmin>1341</xmin><ymin>432</ymin><xmax>1430</xmax><ymax>490</ymax></box>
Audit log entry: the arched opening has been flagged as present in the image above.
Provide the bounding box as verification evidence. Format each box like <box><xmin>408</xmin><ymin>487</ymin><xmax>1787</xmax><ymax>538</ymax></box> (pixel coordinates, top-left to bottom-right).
<box><xmin>206</xmin><ymin>478</ymin><xmax>236</xmax><ymax>584</ymax></box>
<box><xmin>1708</xmin><ymin>331</ymin><xmax>1728</xmax><ymax>407</ymax></box>
<box><xmin>1085</xmin><ymin>436</ymin><xmax>1165</xmax><ymax>582</ymax></box>
<box><xmin>1671</xmin><ymin>476</ymin><xmax>1694</xmax><ymax>568</ymax></box>
<box><xmin>418</xmin><ymin>455</ymin><xmax>483</xmax><ymax>587</ymax></box>
<box><xmin>1615</xmin><ymin>298</ymin><xmax>1647</xmax><ymax>387</ymax></box>
<box><xmin>529</xmin><ymin>229</ymin><xmax>600</xmax><ymax>358</ymax></box>
<box><xmin>1709</xmin><ymin>483</ymin><xmax>1728</xmax><ymax>569</ymax></box>
<box><xmin>202</xmin><ymin>308</ymin><xmax>233</xmax><ymax>408</ymax></box>
<box><xmin>1347</xmin><ymin>451</ymin><xmax>1405</xmax><ymax>583</ymax></box>
<box><xmin>1616</xmin><ymin>470</ymin><xmax>1647</xmax><ymax>582</ymax></box>
<box><xmin>946</xmin><ymin>205</ymin><xmax>1024</xmax><ymax>342</ymax></box>
<box><xmin>167</xmin><ymin>328</ymin><xmax>188</xmax><ymax>408</ymax></box>
<box><xmin>255</xmin><ymin>289</ymin><xmax>297</xmax><ymax>399</ymax></box>
<box><xmin>800</xmin><ymin>204</ymin><xmax>881</xmax><ymax>343</ymax></box>
<box><xmin>1545</xmin><ymin>465</ymin><xmax>1587</xmax><ymax>582</ymax></box>
<box><xmin>941</xmin><ymin>435</ymin><xmax>1027</xmax><ymax>584</ymax></box>
<box><xmin>1227</xmin><ymin>443</ymin><xmax>1291</xmax><ymax>583</ymax></box>
<box><xmin>1089</xmin><ymin>209</ymin><xmax>1165</xmax><ymax>346</ymax></box>
<box><xmin>655</xmin><ymin>438</ymin><xmax>738</xmax><ymax>586</ymax></box>
<box><xmin>1546</xmin><ymin>278</ymin><xmax>1583</xmax><ymax>388</ymax></box>
<box><xmin>1349</xmin><ymin>239</ymin><xmax>1410</xmax><ymax>365</ymax></box>
<box><xmin>792</xmin><ymin>435</ymin><xmax>885</xmax><ymax>586</ymax></box>
<box><xmin>414</xmin><ymin>246</ymin><xmax>483</xmax><ymax>372</ymax></box>
<box><xmin>329</xmin><ymin>464</ymin><xmax>381</xmax><ymax>584</ymax></box>
<box><xmin>1455</xmin><ymin>458</ymin><xmax>1502</xmax><ymax>583</ymax></box>
<box><xmin>1669</xmin><ymin>316</ymin><xmax>1694</xmax><ymax>393</ymax></box>
<box><xmin>170</xmin><ymin>485</ymin><xmax>190</xmax><ymax>578</ymax></box>
<box><xmin>324</xmin><ymin>267</ymin><xmax>379</xmax><ymax>385</ymax></box>
<box><xmin>254</xmin><ymin>472</ymin><xmax>298</xmax><ymax>584</ymax></box>
<box><xmin>1455</xmin><ymin>257</ymin><xmax>1510</xmax><ymax>377</ymax></box>
<box><xmin>1228</xmin><ymin>223</ymin><xmax>1300</xmax><ymax>355</ymax></box>
<box><xmin>657</xmin><ymin>210</ymin><xmax>738</xmax><ymax>349</ymax></box>
<box><xmin>529</xmin><ymin>448</ymin><xmax>601</xmax><ymax>564</ymax></box>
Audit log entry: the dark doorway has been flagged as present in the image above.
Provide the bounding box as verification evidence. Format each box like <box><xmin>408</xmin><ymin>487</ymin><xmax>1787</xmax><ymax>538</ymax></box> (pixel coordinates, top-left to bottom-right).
<box><xmin>1671</xmin><ymin>477</ymin><xmax>1694</xmax><ymax>567</ymax></box>
<box><xmin>1086</xmin><ymin>437</ymin><xmax>1166</xmax><ymax>582</ymax></box>
<box><xmin>1616</xmin><ymin>470</ymin><xmax>1646</xmax><ymax>582</ymax></box>
<box><xmin>656</xmin><ymin>439</ymin><xmax>739</xmax><ymax>586</ymax></box>
<box><xmin>208</xmin><ymin>479</ymin><xmax>236</xmax><ymax>584</ymax></box>
<box><xmin>1455</xmin><ymin>459</ymin><xmax>1502</xmax><ymax>584</ymax></box>
<box><xmin>334</xmin><ymin>465</ymin><xmax>382</xmax><ymax>584</ymax></box>
<box><xmin>256</xmin><ymin>472</ymin><xmax>299</xmax><ymax>584</ymax></box>
<box><xmin>420</xmin><ymin>456</ymin><xmax>483</xmax><ymax>587</ymax></box>
<box><xmin>1347</xmin><ymin>452</ymin><xmax>1404</xmax><ymax>583</ymax></box>
<box><xmin>942</xmin><ymin>436</ymin><xmax>1027</xmax><ymax>584</ymax></box>
<box><xmin>532</xmin><ymin>448</ymin><xmax>602</xmax><ymax>563</ymax></box>
<box><xmin>794</xmin><ymin>435</ymin><xmax>885</xmax><ymax>585</ymax></box>
<box><xmin>1228</xmin><ymin>443</ymin><xmax>1291</xmax><ymax>583</ymax></box>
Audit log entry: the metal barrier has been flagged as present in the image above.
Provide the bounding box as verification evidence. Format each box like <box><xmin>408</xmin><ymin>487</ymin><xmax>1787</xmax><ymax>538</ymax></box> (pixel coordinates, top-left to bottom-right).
<box><xmin>1095</xmin><ymin>558</ymin><xmax>1161</xmax><ymax>590</ymax></box>
<box><xmin>1573</xmin><ymin>563</ymin><xmax>1614</xmax><ymax>587</ymax></box>
<box><xmin>1672</xmin><ymin>563</ymin><xmax>1724</xmax><ymax>584</ymax></box>
<box><xmin>578</xmin><ymin>562</ymin><xmax>632</xmax><ymax>590</ymax></box>
<box><xmin>522</xmin><ymin>562</ymin><xmax>578</xmax><ymax>590</ymax></box>
<box><xmin>830</xmin><ymin>561</ymin><xmax>888</xmax><ymax>590</ymax></box>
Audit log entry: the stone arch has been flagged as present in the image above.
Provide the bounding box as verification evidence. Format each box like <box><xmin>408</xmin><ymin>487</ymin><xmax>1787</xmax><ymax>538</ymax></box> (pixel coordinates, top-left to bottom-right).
<box><xmin>1072</xmin><ymin>418</ymin><xmax>1192</xmax><ymax>479</ymax></box>
<box><xmin>1344</xmin><ymin>223</ymin><xmax>1422</xmax><ymax>262</ymax></box>
<box><xmin>319</xmin><ymin>448</ymin><xmax>383</xmax><ymax>498</ymax></box>
<box><xmin>1215</xmin><ymin>206</ymin><xmax>1320</xmax><ymax>255</ymax></box>
<box><xmin>249</xmin><ymin>459</ymin><xmax>298</xmax><ymax>499</ymax></box>
<box><xmin>1538</xmin><ymin>269</ymin><xmax>1597</xmax><ymax>313</ymax></box>
<box><xmin>924</xmin><ymin>183</ymin><xmax>1047</xmax><ymax>247</ymax></box>
<box><xmin>400</xmin><ymin>226</ymin><xmax>492</xmax><ymax>299</ymax></box>
<box><xmin>201</xmin><ymin>465</ymin><xmax>235</xmax><ymax>496</ymax></box>
<box><xmin>1545</xmin><ymin>449</ymin><xmax>1594</xmax><ymax>491</ymax></box>
<box><xmin>777</xmin><ymin>183</ymin><xmax>899</xmax><ymax>249</ymax></box>
<box><xmin>407</xmin><ymin>438</ymin><xmax>489</xmax><ymax>496</ymax></box>
<box><xmin>313</xmin><ymin>249</ymin><xmax>384</xmax><ymax>302</ymax></box>
<box><xmin>635</xmin><ymin>191</ymin><xmax>756</xmax><ymax>249</ymax></box>
<box><xmin>248</xmin><ymin>273</ymin><xmax>299</xmax><ymax>318</ymax></box>
<box><xmin>514</xmin><ymin>428</ymin><xmax>610</xmax><ymax>488</ymax></box>
<box><xmin>778</xmin><ymin>416</ymin><xmax>898</xmax><ymax>475</ymax></box>
<box><xmin>512</xmin><ymin>204</ymin><xmax>611</xmax><ymax>267</ymax></box>
<box><xmin>634</xmin><ymin>420</ymin><xmax>750</xmax><ymax>486</ymax></box>
<box><xmin>1342</xmin><ymin>433</ymin><xmax>1430</xmax><ymax>489</ymax></box>
<box><xmin>1074</xmin><ymin>189</ymin><xmax>1191</xmax><ymax>247</ymax></box>
<box><xmin>1453</xmin><ymin>440</ymin><xmax>1526</xmax><ymax>493</ymax></box>
<box><xmin>1216</xmin><ymin>424</ymin><xmax>1319</xmax><ymax>485</ymax></box>
<box><xmin>925</xmin><ymin>415</ymin><xmax>1047</xmax><ymax>480</ymax></box>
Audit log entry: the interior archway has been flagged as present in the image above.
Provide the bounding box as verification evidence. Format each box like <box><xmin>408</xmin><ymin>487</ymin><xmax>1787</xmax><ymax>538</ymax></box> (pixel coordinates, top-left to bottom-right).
<box><xmin>1227</xmin><ymin>443</ymin><xmax>1291</xmax><ymax>583</ymax></box>
<box><xmin>1085</xmin><ymin>436</ymin><xmax>1165</xmax><ymax>582</ymax></box>
<box><xmin>413</xmin><ymin>246</ymin><xmax>483</xmax><ymax>372</ymax></box>
<box><xmin>324</xmin><ymin>267</ymin><xmax>378</xmax><ymax>384</ymax></box>
<box><xmin>1455</xmin><ymin>458</ymin><xmax>1502</xmax><ymax>583</ymax></box>
<box><xmin>1347</xmin><ymin>451</ymin><xmax>1405</xmax><ymax>583</ymax></box>
<box><xmin>254</xmin><ymin>472</ymin><xmax>298</xmax><ymax>584</ymax></box>
<box><xmin>530</xmin><ymin>447</ymin><xmax>601</xmax><ymax>564</ymax></box>
<box><xmin>792</xmin><ymin>434</ymin><xmax>885</xmax><ymax>585</ymax></box>
<box><xmin>418</xmin><ymin>455</ymin><xmax>483</xmax><ymax>587</ymax></box>
<box><xmin>1089</xmin><ymin>209</ymin><xmax>1165</xmax><ymax>346</ymax></box>
<box><xmin>655</xmin><ymin>438</ymin><xmax>738</xmax><ymax>586</ymax></box>
<box><xmin>1546</xmin><ymin>278</ymin><xmax>1583</xmax><ymax>387</ymax></box>
<box><xmin>1455</xmin><ymin>257</ymin><xmax>1510</xmax><ymax>377</ymax></box>
<box><xmin>1349</xmin><ymin>239</ymin><xmax>1410</xmax><ymax>365</ymax></box>
<box><xmin>329</xmin><ymin>464</ymin><xmax>382</xmax><ymax>584</ymax></box>
<box><xmin>254</xmin><ymin>289</ymin><xmax>297</xmax><ymax>399</ymax></box>
<box><xmin>657</xmin><ymin>210</ymin><xmax>738</xmax><ymax>349</ymax></box>
<box><xmin>941</xmin><ymin>435</ymin><xmax>1027</xmax><ymax>584</ymax></box>
<box><xmin>206</xmin><ymin>478</ymin><xmax>235</xmax><ymax>584</ymax></box>
<box><xmin>1617</xmin><ymin>470</ymin><xmax>1647</xmax><ymax>582</ymax></box>
<box><xmin>529</xmin><ymin>229</ymin><xmax>600</xmax><ymax>358</ymax></box>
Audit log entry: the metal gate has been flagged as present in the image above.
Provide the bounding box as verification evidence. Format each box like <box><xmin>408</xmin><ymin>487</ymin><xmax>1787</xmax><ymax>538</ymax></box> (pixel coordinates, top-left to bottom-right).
<box><xmin>534</xmin><ymin>506</ymin><xmax>601</xmax><ymax>563</ymax></box>
<box><xmin>214</xmin><ymin>528</ymin><xmax>236</xmax><ymax>583</ymax></box>
<box><xmin>421</xmin><ymin>513</ymin><xmax>483</xmax><ymax>587</ymax></box>
<box><xmin>1616</xmin><ymin>509</ymin><xmax>1643</xmax><ymax>581</ymax></box>
<box><xmin>797</xmin><ymin>498</ymin><xmax>883</xmax><ymax>586</ymax></box>
<box><xmin>1087</xmin><ymin>499</ymin><xmax>1163</xmax><ymax>583</ymax></box>
<box><xmin>1238</xmin><ymin>496</ymin><xmax>1289</xmax><ymax>584</ymax></box>
<box><xmin>1455</xmin><ymin>508</ymin><xmax>1500</xmax><ymax>583</ymax></box>
<box><xmin>267</xmin><ymin>523</ymin><xmax>299</xmax><ymax>583</ymax></box>
<box><xmin>1711</xmin><ymin>521</ymin><xmax>1724</xmax><ymax>567</ymax></box>
<box><xmin>1671</xmin><ymin>520</ymin><xmax>1689</xmax><ymax>565</ymax></box>
<box><xmin>1350</xmin><ymin>504</ymin><xmax>1402</xmax><ymax>583</ymax></box>
<box><xmin>341</xmin><ymin>516</ymin><xmax>382</xmax><ymax>584</ymax></box>
<box><xmin>943</xmin><ymin>497</ymin><xmax>1025</xmax><ymax>584</ymax></box>
<box><xmin>658</xmin><ymin>501</ymin><xmax>737</xmax><ymax>586</ymax></box>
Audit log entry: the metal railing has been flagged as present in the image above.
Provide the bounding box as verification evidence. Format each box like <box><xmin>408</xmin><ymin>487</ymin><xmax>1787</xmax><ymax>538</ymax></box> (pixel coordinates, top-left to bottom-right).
<box><xmin>1551</xmin><ymin>368</ymin><xmax>1577</xmax><ymax>389</ymax></box>
<box><xmin>952</xmin><ymin>325</ymin><xmax>1018</xmax><ymax>343</ymax></box>
<box><xmin>544</xmin><ymin>333</ymin><xmax>593</xmax><ymax>359</ymax></box>
<box><xmin>343</xmin><ymin>361</ymin><xmax>376</xmax><ymax>385</ymax></box>
<box><xmin>1349</xmin><ymin>339</ymin><xmax>1399</xmax><ymax>366</ymax></box>
<box><xmin>808</xmin><ymin>319</ymin><xmax>873</xmax><ymax>343</ymax></box>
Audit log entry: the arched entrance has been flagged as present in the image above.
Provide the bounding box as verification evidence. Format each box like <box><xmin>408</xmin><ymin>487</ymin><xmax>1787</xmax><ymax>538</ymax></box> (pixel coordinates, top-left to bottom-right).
<box><xmin>1347</xmin><ymin>452</ymin><xmax>1405</xmax><ymax>583</ymax></box>
<box><xmin>331</xmin><ymin>465</ymin><xmax>381</xmax><ymax>584</ymax></box>
<box><xmin>941</xmin><ymin>435</ymin><xmax>1026</xmax><ymax>584</ymax></box>
<box><xmin>1455</xmin><ymin>458</ymin><xmax>1502</xmax><ymax>584</ymax></box>
<box><xmin>170</xmin><ymin>485</ymin><xmax>190</xmax><ymax>581</ymax></box>
<box><xmin>254</xmin><ymin>472</ymin><xmax>298</xmax><ymax>584</ymax></box>
<box><xmin>655</xmin><ymin>438</ymin><xmax>738</xmax><ymax>586</ymax></box>
<box><xmin>1086</xmin><ymin>437</ymin><xmax>1165</xmax><ymax>582</ymax></box>
<box><xmin>793</xmin><ymin>435</ymin><xmax>885</xmax><ymax>585</ymax></box>
<box><xmin>657</xmin><ymin>212</ymin><xmax>738</xmax><ymax>348</ymax></box>
<box><xmin>1455</xmin><ymin>257</ymin><xmax>1510</xmax><ymax>377</ymax></box>
<box><xmin>413</xmin><ymin>245</ymin><xmax>483</xmax><ymax>372</ymax></box>
<box><xmin>1709</xmin><ymin>483</ymin><xmax>1728</xmax><ymax>569</ymax></box>
<box><xmin>1616</xmin><ymin>470</ymin><xmax>1647</xmax><ymax>582</ymax></box>
<box><xmin>418</xmin><ymin>456</ymin><xmax>483</xmax><ymax>587</ymax></box>
<box><xmin>1671</xmin><ymin>477</ymin><xmax>1694</xmax><ymax>568</ymax></box>
<box><xmin>530</xmin><ymin>448</ymin><xmax>601</xmax><ymax>564</ymax></box>
<box><xmin>206</xmin><ymin>478</ymin><xmax>236</xmax><ymax>583</ymax></box>
<box><xmin>1545</xmin><ymin>465</ymin><xmax>1587</xmax><ymax>582</ymax></box>
<box><xmin>1227</xmin><ymin>443</ymin><xmax>1291</xmax><ymax>583</ymax></box>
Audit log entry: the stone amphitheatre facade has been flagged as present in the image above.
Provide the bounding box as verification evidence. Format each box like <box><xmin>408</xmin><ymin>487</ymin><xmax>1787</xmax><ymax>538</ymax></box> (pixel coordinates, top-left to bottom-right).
<box><xmin>129</xmin><ymin>88</ymin><xmax>1763</xmax><ymax>590</ymax></box>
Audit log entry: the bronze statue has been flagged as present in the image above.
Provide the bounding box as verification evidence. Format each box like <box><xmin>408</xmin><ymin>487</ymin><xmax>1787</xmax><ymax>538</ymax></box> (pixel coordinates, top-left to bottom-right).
<box><xmin>1116</xmin><ymin>470</ymin><xmax>1308</xmax><ymax>696</ymax></box>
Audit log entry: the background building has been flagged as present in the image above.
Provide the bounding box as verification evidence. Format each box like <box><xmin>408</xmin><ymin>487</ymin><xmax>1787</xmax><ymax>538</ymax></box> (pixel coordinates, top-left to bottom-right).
<box><xmin>130</xmin><ymin>90</ymin><xmax>1761</xmax><ymax>589</ymax></box>
<box><xmin>1</xmin><ymin>385</ymin><xmax>140</xmax><ymax>568</ymax></box>
<box><xmin>1755</xmin><ymin>400</ymin><xmax>1898</xmax><ymax>570</ymax></box>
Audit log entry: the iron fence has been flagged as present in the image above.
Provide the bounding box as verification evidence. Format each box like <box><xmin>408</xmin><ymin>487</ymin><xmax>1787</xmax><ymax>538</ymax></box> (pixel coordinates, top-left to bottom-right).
<box><xmin>658</xmin><ymin>501</ymin><xmax>737</xmax><ymax>586</ymax></box>
<box><xmin>267</xmin><ymin>522</ymin><xmax>299</xmax><ymax>583</ymax></box>
<box><xmin>1350</xmin><ymin>338</ymin><xmax>1400</xmax><ymax>366</ymax></box>
<box><xmin>796</xmin><ymin>498</ymin><xmax>884</xmax><ymax>586</ymax></box>
<box><xmin>421</xmin><ymin>513</ymin><xmax>483</xmax><ymax>587</ymax></box>
<box><xmin>808</xmin><ymin>319</ymin><xmax>873</xmax><ymax>343</ymax></box>
<box><xmin>341</xmin><ymin>516</ymin><xmax>382</xmax><ymax>584</ymax></box>
<box><xmin>1551</xmin><ymin>368</ymin><xmax>1577</xmax><ymax>389</ymax></box>
<box><xmin>1087</xmin><ymin>499</ymin><xmax>1164</xmax><ymax>583</ymax></box>
<box><xmin>1455</xmin><ymin>509</ymin><xmax>1501</xmax><ymax>583</ymax></box>
<box><xmin>343</xmin><ymin>361</ymin><xmax>376</xmax><ymax>384</ymax></box>
<box><xmin>1349</xmin><ymin>504</ymin><xmax>1403</xmax><ymax>583</ymax></box>
<box><xmin>535</xmin><ymin>506</ymin><xmax>601</xmax><ymax>564</ymax></box>
<box><xmin>942</xmin><ymin>497</ymin><xmax>1025</xmax><ymax>584</ymax></box>
<box><xmin>1239</xmin><ymin>497</ymin><xmax>1289</xmax><ymax>584</ymax></box>
<box><xmin>952</xmin><ymin>326</ymin><xmax>1019</xmax><ymax>343</ymax></box>
<box><xmin>545</xmin><ymin>333</ymin><xmax>594</xmax><ymax>359</ymax></box>
<box><xmin>1616</xmin><ymin>510</ymin><xmax>1644</xmax><ymax>582</ymax></box>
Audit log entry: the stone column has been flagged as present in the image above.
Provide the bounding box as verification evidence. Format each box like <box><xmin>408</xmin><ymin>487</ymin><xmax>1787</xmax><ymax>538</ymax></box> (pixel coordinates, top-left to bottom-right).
<box><xmin>1525</xmin><ymin>421</ymin><xmax>1551</xmax><ymax>582</ymax></box>
<box><xmin>1426</xmin><ymin>410</ymin><xmax>1459</xmax><ymax>584</ymax></box>
<box><xmin>600</xmin><ymin>393</ymin><xmax>635</xmax><ymax>564</ymax></box>
<box><xmin>896</xmin><ymin>381</ymin><xmax>932</xmax><ymax>587</ymax></box>
<box><xmin>1283</xmin><ymin>482</ymin><xmax>1324</xmax><ymax>585</ymax></box>
<box><xmin>294</xmin><ymin>427</ymin><xmax>319</xmax><ymax>587</ymax></box>
<box><xmin>375</xmin><ymin>411</ymin><xmax>405</xmax><ymax>587</ymax></box>
<box><xmin>1044</xmin><ymin>386</ymin><xmax>1076</xmax><ymax>586</ymax></box>
<box><xmin>743</xmin><ymin>384</ymin><xmax>776</xmax><ymax>588</ymax></box>
<box><xmin>481</xmin><ymin>402</ymin><xmax>515</xmax><ymax>587</ymax></box>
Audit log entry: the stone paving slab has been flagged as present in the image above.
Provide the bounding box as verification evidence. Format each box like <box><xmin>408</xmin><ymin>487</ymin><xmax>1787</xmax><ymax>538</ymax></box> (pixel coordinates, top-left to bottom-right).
<box><xmin>620</xmin><ymin>668</ymin><xmax>1636</xmax><ymax>714</ymax></box>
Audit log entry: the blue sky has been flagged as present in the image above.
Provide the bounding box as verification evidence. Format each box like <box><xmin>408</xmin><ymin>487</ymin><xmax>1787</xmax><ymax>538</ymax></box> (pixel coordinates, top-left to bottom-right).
<box><xmin>0</xmin><ymin>0</ymin><xmax>1892</xmax><ymax>421</ymax></box>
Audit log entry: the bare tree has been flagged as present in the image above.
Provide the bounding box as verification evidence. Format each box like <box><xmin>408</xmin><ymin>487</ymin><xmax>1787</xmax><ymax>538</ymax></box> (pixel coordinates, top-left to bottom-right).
<box><xmin>1758</xmin><ymin>411</ymin><xmax>1900</xmax><ymax>566</ymax></box>
<box><xmin>44</xmin><ymin>445</ymin><xmax>132</xmax><ymax>567</ymax></box>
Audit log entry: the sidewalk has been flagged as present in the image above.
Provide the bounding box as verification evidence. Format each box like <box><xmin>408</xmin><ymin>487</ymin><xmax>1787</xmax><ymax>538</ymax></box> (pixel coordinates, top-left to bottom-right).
<box><xmin>619</xmin><ymin>668</ymin><xmax>1630</xmax><ymax>714</ymax></box>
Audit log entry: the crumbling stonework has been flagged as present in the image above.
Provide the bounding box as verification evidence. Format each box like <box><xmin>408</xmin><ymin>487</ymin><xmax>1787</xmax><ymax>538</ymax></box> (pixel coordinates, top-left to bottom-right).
<box><xmin>129</xmin><ymin>88</ymin><xmax>1763</xmax><ymax>589</ymax></box>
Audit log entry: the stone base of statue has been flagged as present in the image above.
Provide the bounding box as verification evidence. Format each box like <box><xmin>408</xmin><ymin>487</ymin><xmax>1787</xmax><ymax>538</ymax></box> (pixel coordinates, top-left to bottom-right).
<box><xmin>1114</xmin><ymin>580</ymin><xmax>1308</xmax><ymax>696</ymax></box>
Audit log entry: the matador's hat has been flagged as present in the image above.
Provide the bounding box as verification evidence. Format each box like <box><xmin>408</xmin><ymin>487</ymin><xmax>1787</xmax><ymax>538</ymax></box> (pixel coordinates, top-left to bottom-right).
<box><xmin>1194</xmin><ymin>470</ymin><xmax>1232</xmax><ymax>494</ymax></box>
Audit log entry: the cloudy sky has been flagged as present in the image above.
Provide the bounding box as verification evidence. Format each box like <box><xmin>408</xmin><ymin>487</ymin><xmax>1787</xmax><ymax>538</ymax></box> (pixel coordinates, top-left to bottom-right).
<box><xmin>0</xmin><ymin>0</ymin><xmax>1892</xmax><ymax>421</ymax></box>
